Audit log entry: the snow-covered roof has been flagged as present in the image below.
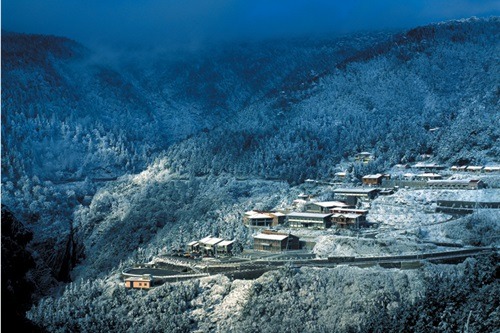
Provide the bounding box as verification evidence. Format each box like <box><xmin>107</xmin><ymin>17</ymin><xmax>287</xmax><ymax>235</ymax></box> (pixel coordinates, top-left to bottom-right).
<box><xmin>413</xmin><ymin>163</ymin><xmax>445</xmax><ymax>168</ymax></box>
<box><xmin>271</xmin><ymin>212</ymin><xmax>286</xmax><ymax>217</ymax></box>
<box><xmin>309</xmin><ymin>201</ymin><xmax>349</xmax><ymax>208</ymax></box>
<box><xmin>484</xmin><ymin>166</ymin><xmax>500</xmax><ymax>171</ymax></box>
<box><xmin>332</xmin><ymin>208</ymin><xmax>368</xmax><ymax>214</ymax></box>
<box><xmin>334</xmin><ymin>188</ymin><xmax>378</xmax><ymax>194</ymax></box>
<box><xmin>287</xmin><ymin>212</ymin><xmax>332</xmax><ymax>218</ymax></box>
<box><xmin>466</xmin><ymin>166</ymin><xmax>483</xmax><ymax>170</ymax></box>
<box><xmin>253</xmin><ymin>233</ymin><xmax>289</xmax><ymax>241</ymax></box>
<box><xmin>199</xmin><ymin>237</ymin><xmax>224</xmax><ymax>246</ymax></box>
<box><xmin>248</xmin><ymin>213</ymin><xmax>274</xmax><ymax>219</ymax></box>
<box><xmin>244</xmin><ymin>210</ymin><xmax>259</xmax><ymax>216</ymax></box>
<box><xmin>417</xmin><ymin>173</ymin><xmax>442</xmax><ymax>177</ymax></box>
<box><xmin>217</xmin><ymin>240</ymin><xmax>234</xmax><ymax>247</ymax></box>
<box><xmin>187</xmin><ymin>241</ymin><xmax>199</xmax><ymax>246</ymax></box>
<box><xmin>427</xmin><ymin>179</ymin><xmax>479</xmax><ymax>185</ymax></box>
<box><xmin>332</xmin><ymin>213</ymin><xmax>363</xmax><ymax>219</ymax></box>
<box><xmin>362</xmin><ymin>174</ymin><xmax>384</xmax><ymax>179</ymax></box>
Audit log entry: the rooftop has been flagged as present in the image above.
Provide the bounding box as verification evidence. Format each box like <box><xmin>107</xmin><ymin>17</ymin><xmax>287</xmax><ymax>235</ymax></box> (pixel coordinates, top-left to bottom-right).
<box><xmin>332</xmin><ymin>213</ymin><xmax>363</xmax><ymax>219</ymax></box>
<box><xmin>362</xmin><ymin>174</ymin><xmax>384</xmax><ymax>179</ymax></box>
<box><xmin>287</xmin><ymin>212</ymin><xmax>332</xmax><ymax>218</ymax></box>
<box><xmin>218</xmin><ymin>240</ymin><xmax>235</xmax><ymax>247</ymax></box>
<box><xmin>253</xmin><ymin>233</ymin><xmax>289</xmax><ymax>241</ymax></box>
<box><xmin>334</xmin><ymin>188</ymin><xmax>379</xmax><ymax>194</ymax></box>
<box><xmin>248</xmin><ymin>213</ymin><xmax>274</xmax><ymax>219</ymax></box>
<box><xmin>332</xmin><ymin>208</ymin><xmax>368</xmax><ymax>214</ymax></box>
<box><xmin>199</xmin><ymin>237</ymin><xmax>224</xmax><ymax>246</ymax></box>
<box><xmin>125</xmin><ymin>275</ymin><xmax>152</xmax><ymax>282</ymax></box>
<box><xmin>309</xmin><ymin>201</ymin><xmax>349</xmax><ymax>207</ymax></box>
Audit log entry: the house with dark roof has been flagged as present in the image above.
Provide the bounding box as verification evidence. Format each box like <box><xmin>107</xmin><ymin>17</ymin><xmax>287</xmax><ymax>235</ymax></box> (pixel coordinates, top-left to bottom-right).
<box><xmin>253</xmin><ymin>231</ymin><xmax>300</xmax><ymax>252</ymax></box>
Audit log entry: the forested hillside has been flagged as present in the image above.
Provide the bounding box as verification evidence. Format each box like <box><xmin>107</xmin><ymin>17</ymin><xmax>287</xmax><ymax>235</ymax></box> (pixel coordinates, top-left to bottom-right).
<box><xmin>1</xmin><ymin>17</ymin><xmax>499</xmax><ymax>332</ymax></box>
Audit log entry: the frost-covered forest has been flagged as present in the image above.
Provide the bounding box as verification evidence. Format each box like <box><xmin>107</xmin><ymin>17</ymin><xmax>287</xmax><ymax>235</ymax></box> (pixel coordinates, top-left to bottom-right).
<box><xmin>2</xmin><ymin>17</ymin><xmax>500</xmax><ymax>332</ymax></box>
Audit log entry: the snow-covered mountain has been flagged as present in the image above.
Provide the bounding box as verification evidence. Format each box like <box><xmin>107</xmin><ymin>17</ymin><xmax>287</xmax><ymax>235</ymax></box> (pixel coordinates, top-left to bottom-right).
<box><xmin>2</xmin><ymin>17</ymin><xmax>499</xmax><ymax>332</ymax></box>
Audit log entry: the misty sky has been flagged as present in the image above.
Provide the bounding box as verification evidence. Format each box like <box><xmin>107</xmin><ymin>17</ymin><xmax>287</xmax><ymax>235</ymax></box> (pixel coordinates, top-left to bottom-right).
<box><xmin>2</xmin><ymin>0</ymin><xmax>500</xmax><ymax>48</ymax></box>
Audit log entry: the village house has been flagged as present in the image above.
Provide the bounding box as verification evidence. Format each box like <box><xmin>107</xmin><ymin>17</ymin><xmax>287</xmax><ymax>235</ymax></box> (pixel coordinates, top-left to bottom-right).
<box><xmin>187</xmin><ymin>240</ymin><xmax>200</xmax><ymax>254</ymax></box>
<box><xmin>331</xmin><ymin>207</ymin><xmax>368</xmax><ymax>228</ymax></box>
<box><xmin>253</xmin><ymin>231</ymin><xmax>300</xmax><ymax>252</ymax></box>
<box><xmin>287</xmin><ymin>212</ymin><xmax>333</xmax><ymax>229</ymax></box>
<box><xmin>354</xmin><ymin>152</ymin><xmax>374</xmax><ymax>163</ymax></box>
<box><xmin>362</xmin><ymin>174</ymin><xmax>385</xmax><ymax>186</ymax></box>
<box><xmin>305</xmin><ymin>201</ymin><xmax>351</xmax><ymax>213</ymax></box>
<box><xmin>243</xmin><ymin>210</ymin><xmax>286</xmax><ymax>227</ymax></box>
<box><xmin>333</xmin><ymin>188</ymin><xmax>379</xmax><ymax>206</ymax></box>
<box><xmin>427</xmin><ymin>179</ymin><xmax>485</xmax><ymax>190</ymax></box>
<box><xmin>331</xmin><ymin>213</ymin><xmax>366</xmax><ymax>228</ymax></box>
<box><xmin>124</xmin><ymin>274</ymin><xmax>153</xmax><ymax>289</ymax></box>
<box><xmin>334</xmin><ymin>171</ymin><xmax>348</xmax><ymax>179</ymax></box>
<box><xmin>216</xmin><ymin>240</ymin><xmax>235</xmax><ymax>255</ymax></box>
<box><xmin>198</xmin><ymin>236</ymin><xmax>224</xmax><ymax>256</ymax></box>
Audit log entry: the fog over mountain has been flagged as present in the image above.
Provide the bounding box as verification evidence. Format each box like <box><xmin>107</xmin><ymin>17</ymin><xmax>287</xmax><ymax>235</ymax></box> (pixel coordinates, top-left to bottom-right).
<box><xmin>1</xmin><ymin>16</ymin><xmax>499</xmax><ymax>332</ymax></box>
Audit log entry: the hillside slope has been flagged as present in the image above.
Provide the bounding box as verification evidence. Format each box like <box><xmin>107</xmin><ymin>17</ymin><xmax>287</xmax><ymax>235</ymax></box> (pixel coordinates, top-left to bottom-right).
<box><xmin>1</xmin><ymin>18</ymin><xmax>499</xmax><ymax>328</ymax></box>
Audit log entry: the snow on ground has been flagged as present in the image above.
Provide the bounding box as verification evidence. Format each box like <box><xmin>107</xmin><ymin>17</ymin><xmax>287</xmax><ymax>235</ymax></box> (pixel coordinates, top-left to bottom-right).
<box><xmin>421</xmin><ymin>210</ymin><xmax>500</xmax><ymax>246</ymax></box>
<box><xmin>313</xmin><ymin>235</ymin><xmax>438</xmax><ymax>258</ymax></box>
<box><xmin>368</xmin><ymin>188</ymin><xmax>451</xmax><ymax>228</ymax></box>
<box><xmin>436</xmin><ymin>188</ymin><xmax>500</xmax><ymax>202</ymax></box>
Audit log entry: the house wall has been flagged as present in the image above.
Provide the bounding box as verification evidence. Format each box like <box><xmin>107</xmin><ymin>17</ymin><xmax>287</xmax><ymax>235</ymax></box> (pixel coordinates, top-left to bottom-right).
<box><xmin>288</xmin><ymin>217</ymin><xmax>331</xmax><ymax>229</ymax></box>
<box><xmin>254</xmin><ymin>239</ymin><xmax>285</xmax><ymax>252</ymax></box>
<box><xmin>217</xmin><ymin>244</ymin><xmax>233</xmax><ymax>254</ymax></box>
<box><xmin>248</xmin><ymin>217</ymin><xmax>274</xmax><ymax>227</ymax></box>
<box><xmin>362</xmin><ymin>178</ymin><xmax>381</xmax><ymax>185</ymax></box>
<box><xmin>125</xmin><ymin>280</ymin><xmax>151</xmax><ymax>289</ymax></box>
<box><xmin>254</xmin><ymin>237</ymin><xmax>300</xmax><ymax>251</ymax></box>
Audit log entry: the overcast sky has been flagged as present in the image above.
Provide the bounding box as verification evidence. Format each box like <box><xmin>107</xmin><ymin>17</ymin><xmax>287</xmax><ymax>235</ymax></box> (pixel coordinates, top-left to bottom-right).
<box><xmin>2</xmin><ymin>0</ymin><xmax>499</xmax><ymax>48</ymax></box>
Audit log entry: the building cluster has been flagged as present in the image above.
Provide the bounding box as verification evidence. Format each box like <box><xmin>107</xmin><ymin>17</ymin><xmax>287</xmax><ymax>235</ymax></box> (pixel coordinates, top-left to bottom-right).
<box><xmin>247</xmin><ymin>189</ymin><xmax>377</xmax><ymax>233</ymax></box>
<box><xmin>186</xmin><ymin>236</ymin><xmax>235</xmax><ymax>257</ymax></box>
